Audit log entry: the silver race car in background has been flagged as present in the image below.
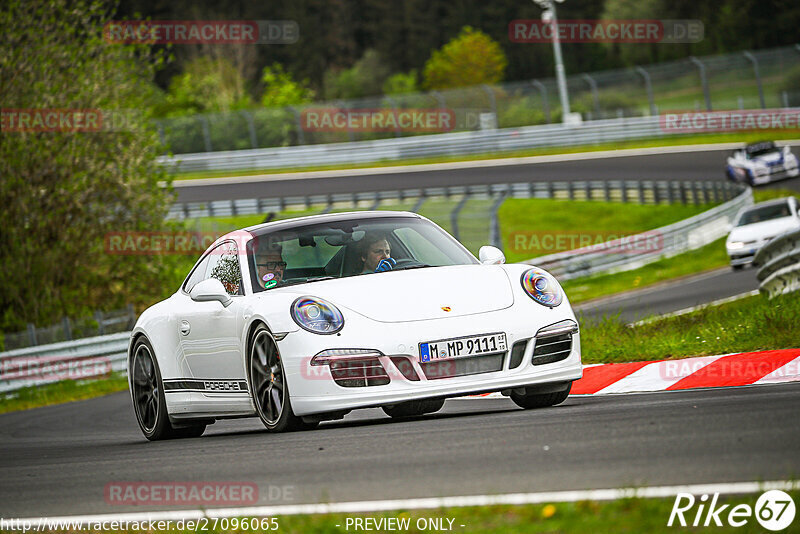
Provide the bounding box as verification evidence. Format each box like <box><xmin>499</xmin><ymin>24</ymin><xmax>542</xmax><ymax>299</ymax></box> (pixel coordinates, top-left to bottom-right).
<box><xmin>725</xmin><ymin>141</ymin><xmax>798</xmax><ymax>186</ymax></box>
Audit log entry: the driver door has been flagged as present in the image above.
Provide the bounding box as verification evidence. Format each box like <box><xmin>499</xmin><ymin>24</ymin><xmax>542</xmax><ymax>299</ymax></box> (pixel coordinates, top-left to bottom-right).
<box><xmin>178</xmin><ymin>240</ymin><xmax>246</xmax><ymax>386</ymax></box>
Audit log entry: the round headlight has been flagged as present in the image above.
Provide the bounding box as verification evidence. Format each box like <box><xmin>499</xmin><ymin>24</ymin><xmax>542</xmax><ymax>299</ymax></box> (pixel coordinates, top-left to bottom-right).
<box><xmin>291</xmin><ymin>296</ymin><xmax>344</xmax><ymax>334</ymax></box>
<box><xmin>521</xmin><ymin>268</ymin><xmax>563</xmax><ymax>308</ymax></box>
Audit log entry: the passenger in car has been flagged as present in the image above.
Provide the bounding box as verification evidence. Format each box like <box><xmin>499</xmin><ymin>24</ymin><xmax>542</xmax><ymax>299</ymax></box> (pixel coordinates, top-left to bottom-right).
<box><xmin>360</xmin><ymin>231</ymin><xmax>396</xmax><ymax>273</ymax></box>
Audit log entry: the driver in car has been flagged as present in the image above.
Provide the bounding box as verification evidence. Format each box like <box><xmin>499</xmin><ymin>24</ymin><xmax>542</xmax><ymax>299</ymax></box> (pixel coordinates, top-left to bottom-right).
<box><xmin>361</xmin><ymin>231</ymin><xmax>396</xmax><ymax>273</ymax></box>
<box><xmin>254</xmin><ymin>242</ymin><xmax>286</xmax><ymax>289</ymax></box>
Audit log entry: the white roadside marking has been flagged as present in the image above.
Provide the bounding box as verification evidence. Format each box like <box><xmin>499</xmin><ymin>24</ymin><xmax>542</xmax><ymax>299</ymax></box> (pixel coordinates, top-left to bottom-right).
<box><xmin>596</xmin><ymin>355</ymin><xmax>726</xmax><ymax>394</ymax></box>
<box><xmin>19</xmin><ymin>480</ymin><xmax>800</xmax><ymax>524</ymax></box>
<box><xmin>756</xmin><ymin>355</ymin><xmax>800</xmax><ymax>385</ymax></box>
<box><xmin>628</xmin><ymin>290</ymin><xmax>760</xmax><ymax>327</ymax></box>
<box><xmin>172</xmin><ymin>139</ymin><xmax>800</xmax><ymax>188</ymax></box>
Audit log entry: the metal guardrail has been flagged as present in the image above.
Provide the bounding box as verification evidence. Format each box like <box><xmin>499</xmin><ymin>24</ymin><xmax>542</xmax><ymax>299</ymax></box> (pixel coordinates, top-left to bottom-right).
<box><xmin>159</xmin><ymin>115</ymin><xmax>668</xmax><ymax>172</ymax></box>
<box><xmin>528</xmin><ymin>186</ymin><xmax>752</xmax><ymax>280</ymax></box>
<box><xmin>754</xmin><ymin>228</ymin><xmax>800</xmax><ymax>298</ymax></box>
<box><xmin>0</xmin><ymin>333</ymin><xmax>129</xmax><ymax>394</ymax></box>
<box><xmin>159</xmin><ymin>108</ymin><xmax>800</xmax><ymax>173</ymax></box>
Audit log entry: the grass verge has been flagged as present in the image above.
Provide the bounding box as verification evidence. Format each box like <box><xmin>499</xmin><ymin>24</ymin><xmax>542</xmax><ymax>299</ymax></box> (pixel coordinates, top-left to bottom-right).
<box><xmin>0</xmin><ymin>372</ymin><xmax>128</xmax><ymax>414</ymax></box>
<box><xmin>580</xmin><ymin>293</ymin><xmax>799</xmax><ymax>364</ymax></box>
<box><xmin>0</xmin><ymin>491</ymin><xmax>794</xmax><ymax>532</ymax></box>
<box><xmin>171</xmin><ymin>131</ymin><xmax>799</xmax><ymax>180</ymax></box>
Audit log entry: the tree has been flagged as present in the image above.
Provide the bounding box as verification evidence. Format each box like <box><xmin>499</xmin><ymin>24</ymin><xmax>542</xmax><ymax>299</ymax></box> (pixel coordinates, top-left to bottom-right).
<box><xmin>423</xmin><ymin>26</ymin><xmax>507</xmax><ymax>90</ymax></box>
<box><xmin>323</xmin><ymin>49</ymin><xmax>391</xmax><ymax>99</ymax></box>
<box><xmin>383</xmin><ymin>70</ymin><xmax>420</xmax><ymax>95</ymax></box>
<box><xmin>160</xmin><ymin>57</ymin><xmax>253</xmax><ymax>117</ymax></box>
<box><xmin>260</xmin><ymin>64</ymin><xmax>316</xmax><ymax>108</ymax></box>
<box><xmin>0</xmin><ymin>0</ymin><xmax>177</xmax><ymax>331</ymax></box>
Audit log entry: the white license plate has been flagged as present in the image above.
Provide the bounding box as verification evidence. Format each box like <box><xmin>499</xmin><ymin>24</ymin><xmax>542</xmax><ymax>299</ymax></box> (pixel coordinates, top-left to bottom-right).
<box><xmin>419</xmin><ymin>332</ymin><xmax>507</xmax><ymax>363</ymax></box>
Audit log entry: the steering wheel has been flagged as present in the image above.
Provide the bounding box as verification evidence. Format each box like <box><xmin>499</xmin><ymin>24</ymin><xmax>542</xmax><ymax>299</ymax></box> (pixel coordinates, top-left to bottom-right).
<box><xmin>392</xmin><ymin>258</ymin><xmax>427</xmax><ymax>270</ymax></box>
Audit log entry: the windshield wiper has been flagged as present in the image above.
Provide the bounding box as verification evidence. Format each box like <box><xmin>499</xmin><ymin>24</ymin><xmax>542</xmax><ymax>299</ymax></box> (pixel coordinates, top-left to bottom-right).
<box><xmin>394</xmin><ymin>264</ymin><xmax>432</xmax><ymax>271</ymax></box>
<box><xmin>279</xmin><ymin>276</ymin><xmax>335</xmax><ymax>287</ymax></box>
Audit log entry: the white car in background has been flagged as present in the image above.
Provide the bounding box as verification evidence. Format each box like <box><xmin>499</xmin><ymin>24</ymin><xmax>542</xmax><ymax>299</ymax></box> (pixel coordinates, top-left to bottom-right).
<box><xmin>128</xmin><ymin>211</ymin><xmax>582</xmax><ymax>440</ymax></box>
<box><xmin>726</xmin><ymin>197</ymin><xmax>800</xmax><ymax>269</ymax></box>
<box><xmin>725</xmin><ymin>141</ymin><xmax>799</xmax><ymax>186</ymax></box>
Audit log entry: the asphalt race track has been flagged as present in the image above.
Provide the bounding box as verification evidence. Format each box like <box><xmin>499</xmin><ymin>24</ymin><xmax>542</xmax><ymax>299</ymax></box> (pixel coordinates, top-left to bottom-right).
<box><xmin>3</xmin><ymin>146</ymin><xmax>799</xmax><ymax>520</ymax></box>
<box><xmin>576</xmin><ymin>266</ymin><xmax>760</xmax><ymax>323</ymax></box>
<box><xmin>1</xmin><ymin>384</ymin><xmax>799</xmax><ymax>517</ymax></box>
<box><xmin>173</xmin><ymin>145</ymin><xmax>800</xmax><ymax>203</ymax></box>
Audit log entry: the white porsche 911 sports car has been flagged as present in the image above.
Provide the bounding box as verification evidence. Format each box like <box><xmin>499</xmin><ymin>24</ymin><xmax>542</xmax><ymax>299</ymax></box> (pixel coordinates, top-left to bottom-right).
<box><xmin>725</xmin><ymin>141</ymin><xmax>799</xmax><ymax>186</ymax></box>
<box><xmin>128</xmin><ymin>211</ymin><xmax>582</xmax><ymax>440</ymax></box>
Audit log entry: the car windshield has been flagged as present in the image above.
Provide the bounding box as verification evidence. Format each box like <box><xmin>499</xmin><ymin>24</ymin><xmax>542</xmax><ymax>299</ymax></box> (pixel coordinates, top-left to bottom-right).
<box><xmin>736</xmin><ymin>203</ymin><xmax>792</xmax><ymax>226</ymax></box>
<box><xmin>745</xmin><ymin>142</ymin><xmax>778</xmax><ymax>158</ymax></box>
<box><xmin>246</xmin><ymin>216</ymin><xmax>478</xmax><ymax>292</ymax></box>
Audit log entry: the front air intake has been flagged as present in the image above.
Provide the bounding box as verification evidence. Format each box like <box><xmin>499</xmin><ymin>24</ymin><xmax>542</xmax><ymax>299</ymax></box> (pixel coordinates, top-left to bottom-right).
<box><xmin>531</xmin><ymin>333</ymin><xmax>573</xmax><ymax>366</ymax></box>
<box><xmin>329</xmin><ymin>357</ymin><xmax>390</xmax><ymax>387</ymax></box>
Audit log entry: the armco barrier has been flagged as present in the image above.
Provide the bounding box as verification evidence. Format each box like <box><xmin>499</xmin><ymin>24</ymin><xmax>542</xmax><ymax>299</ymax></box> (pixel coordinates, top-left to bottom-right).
<box><xmin>158</xmin><ymin>112</ymin><xmax>800</xmax><ymax>173</ymax></box>
<box><xmin>527</xmin><ymin>186</ymin><xmax>752</xmax><ymax>280</ymax></box>
<box><xmin>0</xmin><ymin>333</ymin><xmax>129</xmax><ymax>393</ymax></box>
<box><xmin>754</xmin><ymin>228</ymin><xmax>800</xmax><ymax>298</ymax></box>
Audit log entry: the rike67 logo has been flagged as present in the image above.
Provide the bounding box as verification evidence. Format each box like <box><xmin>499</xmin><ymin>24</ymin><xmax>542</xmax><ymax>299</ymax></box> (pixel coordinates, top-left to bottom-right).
<box><xmin>668</xmin><ymin>490</ymin><xmax>796</xmax><ymax>531</ymax></box>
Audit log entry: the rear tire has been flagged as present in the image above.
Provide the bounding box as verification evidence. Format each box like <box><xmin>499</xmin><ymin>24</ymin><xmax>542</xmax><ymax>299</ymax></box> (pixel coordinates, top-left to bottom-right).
<box><xmin>382</xmin><ymin>398</ymin><xmax>445</xmax><ymax>418</ymax></box>
<box><xmin>130</xmin><ymin>337</ymin><xmax>206</xmax><ymax>440</ymax></box>
<box><xmin>510</xmin><ymin>382</ymin><xmax>571</xmax><ymax>409</ymax></box>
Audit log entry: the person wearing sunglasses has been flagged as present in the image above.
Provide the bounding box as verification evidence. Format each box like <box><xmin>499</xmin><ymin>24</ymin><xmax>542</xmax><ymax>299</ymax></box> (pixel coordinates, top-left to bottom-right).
<box><xmin>255</xmin><ymin>243</ymin><xmax>287</xmax><ymax>289</ymax></box>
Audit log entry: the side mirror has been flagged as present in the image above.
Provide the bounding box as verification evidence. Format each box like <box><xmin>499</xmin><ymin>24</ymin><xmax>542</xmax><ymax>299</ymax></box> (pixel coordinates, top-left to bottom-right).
<box><xmin>479</xmin><ymin>246</ymin><xmax>505</xmax><ymax>265</ymax></box>
<box><xmin>190</xmin><ymin>278</ymin><xmax>232</xmax><ymax>307</ymax></box>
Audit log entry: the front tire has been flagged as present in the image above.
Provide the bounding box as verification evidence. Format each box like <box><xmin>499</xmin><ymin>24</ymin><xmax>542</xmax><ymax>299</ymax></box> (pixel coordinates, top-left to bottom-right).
<box><xmin>510</xmin><ymin>382</ymin><xmax>571</xmax><ymax>409</ymax></box>
<box><xmin>248</xmin><ymin>324</ymin><xmax>308</xmax><ymax>432</ymax></box>
<box><xmin>131</xmin><ymin>337</ymin><xmax>206</xmax><ymax>440</ymax></box>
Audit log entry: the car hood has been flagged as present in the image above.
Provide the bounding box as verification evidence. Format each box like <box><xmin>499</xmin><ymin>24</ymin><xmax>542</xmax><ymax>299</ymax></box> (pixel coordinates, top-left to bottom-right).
<box><xmin>728</xmin><ymin>217</ymin><xmax>799</xmax><ymax>243</ymax></box>
<box><xmin>286</xmin><ymin>264</ymin><xmax>515</xmax><ymax>323</ymax></box>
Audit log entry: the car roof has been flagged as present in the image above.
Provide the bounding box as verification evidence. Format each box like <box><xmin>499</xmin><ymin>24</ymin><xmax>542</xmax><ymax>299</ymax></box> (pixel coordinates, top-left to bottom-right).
<box><xmin>244</xmin><ymin>210</ymin><xmax>422</xmax><ymax>234</ymax></box>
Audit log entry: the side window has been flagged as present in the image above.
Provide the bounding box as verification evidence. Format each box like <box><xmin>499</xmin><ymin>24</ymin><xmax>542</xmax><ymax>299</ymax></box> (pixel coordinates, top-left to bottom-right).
<box><xmin>206</xmin><ymin>241</ymin><xmax>243</xmax><ymax>296</ymax></box>
<box><xmin>183</xmin><ymin>242</ymin><xmax>243</xmax><ymax>295</ymax></box>
<box><xmin>183</xmin><ymin>256</ymin><xmax>211</xmax><ymax>293</ymax></box>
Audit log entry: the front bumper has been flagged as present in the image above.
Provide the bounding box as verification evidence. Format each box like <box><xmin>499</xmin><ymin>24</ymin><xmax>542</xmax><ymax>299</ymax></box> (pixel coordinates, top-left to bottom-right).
<box><xmin>277</xmin><ymin>303</ymin><xmax>582</xmax><ymax>416</ymax></box>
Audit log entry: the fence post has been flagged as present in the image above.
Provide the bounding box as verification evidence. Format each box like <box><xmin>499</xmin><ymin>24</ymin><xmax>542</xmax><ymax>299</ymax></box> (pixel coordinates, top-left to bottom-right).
<box><xmin>411</xmin><ymin>192</ymin><xmax>426</xmax><ymax>213</ymax></box>
<box><xmin>531</xmin><ymin>80</ymin><xmax>551</xmax><ymax>123</ymax></box>
<box><xmin>638</xmin><ymin>181</ymin><xmax>645</xmax><ymax>204</ymax></box>
<box><xmin>490</xmin><ymin>191</ymin><xmax>507</xmax><ymax>250</ymax></box>
<box><xmin>603</xmin><ymin>180</ymin><xmax>611</xmax><ymax>202</ymax></box>
<box><xmin>198</xmin><ymin>115</ymin><xmax>213</xmax><ymax>152</ymax></box>
<box><xmin>567</xmin><ymin>181</ymin><xmax>574</xmax><ymax>200</ymax></box>
<box><xmin>584</xmin><ymin>181</ymin><xmax>592</xmax><ymax>201</ymax></box>
<box><xmin>385</xmin><ymin>96</ymin><xmax>403</xmax><ymax>138</ymax></box>
<box><xmin>581</xmin><ymin>74</ymin><xmax>600</xmax><ymax>117</ymax></box>
<box><xmin>742</xmin><ymin>51</ymin><xmax>766</xmax><ymax>110</ymax></box>
<box><xmin>95</xmin><ymin>311</ymin><xmax>105</xmax><ymax>336</ymax></box>
<box><xmin>689</xmin><ymin>56</ymin><xmax>712</xmax><ymax>111</ymax></box>
<box><xmin>635</xmin><ymin>66</ymin><xmax>656</xmax><ymax>116</ymax></box>
<box><xmin>127</xmin><ymin>303</ymin><xmax>136</xmax><ymax>330</ymax></box>
<box><xmin>621</xmin><ymin>181</ymin><xmax>628</xmax><ymax>203</ymax></box>
<box><xmin>450</xmin><ymin>195</ymin><xmax>470</xmax><ymax>241</ymax></box>
<box><xmin>27</xmin><ymin>323</ymin><xmax>37</xmax><ymax>346</ymax></box>
<box><xmin>62</xmin><ymin>317</ymin><xmax>72</xmax><ymax>341</ymax></box>
<box><xmin>679</xmin><ymin>182</ymin><xmax>687</xmax><ymax>205</ymax></box>
<box><xmin>481</xmin><ymin>84</ymin><xmax>498</xmax><ymax>119</ymax></box>
<box><xmin>288</xmin><ymin>107</ymin><xmax>306</xmax><ymax>145</ymax></box>
<box><xmin>241</xmin><ymin>110</ymin><xmax>258</xmax><ymax>148</ymax></box>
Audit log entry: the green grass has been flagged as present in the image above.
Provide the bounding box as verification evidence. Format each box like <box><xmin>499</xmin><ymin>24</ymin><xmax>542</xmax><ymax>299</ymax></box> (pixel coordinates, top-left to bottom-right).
<box><xmin>563</xmin><ymin>238</ymin><xmax>730</xmax><ymax>305</ymax></box>
<box><xmin>0</xmin><ymin>372</ymin><xmax>129</xmax><ymax>414</ymax></box>
<box><xmin>1</xmin><ymin>491</ymin><xmax>793</xmax><ymax>533</ymax></box>
<box><xmin>171</xmin><ymin>131</ymin><xmax>799</xmax><ymax>180</ymax></box>
<box><xmin>580</xmin><ymin>292</ymin><xmax>800</xmax><ymax>364</ymax></box>
<box><xmin>501</xmin><ymin>198</ymin><xmax>713</xmax><ymax>264</ymax></box>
